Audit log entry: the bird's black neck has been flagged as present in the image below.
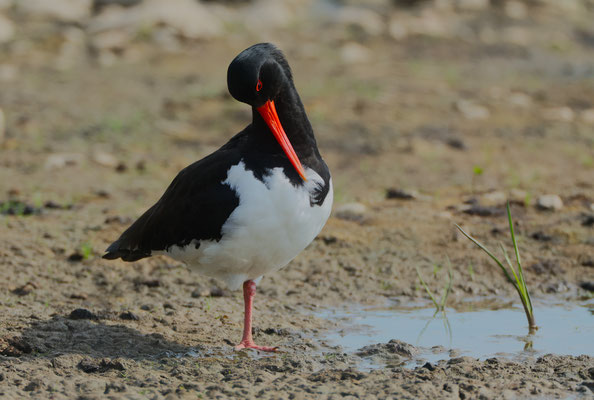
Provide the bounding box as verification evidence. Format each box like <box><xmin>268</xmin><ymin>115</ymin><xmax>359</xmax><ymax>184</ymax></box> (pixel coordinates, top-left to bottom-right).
<box><xmin>251</xmin><ymin>83</ymin><xmax>320</xmax><ymax>162</ymax></box>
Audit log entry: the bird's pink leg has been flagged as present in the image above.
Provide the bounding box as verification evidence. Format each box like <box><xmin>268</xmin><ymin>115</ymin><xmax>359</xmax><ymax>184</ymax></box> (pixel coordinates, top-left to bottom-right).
<box><xmin>235</xmin><ymin>280</ymin><xmax>277</xmax><ymax>352</ymax></box>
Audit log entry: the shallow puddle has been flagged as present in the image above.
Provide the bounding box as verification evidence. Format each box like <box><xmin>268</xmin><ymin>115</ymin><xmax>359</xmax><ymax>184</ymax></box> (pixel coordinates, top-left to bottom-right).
<box><xmin>320</xmin><ymin>299</ymin><xmax>594</xmax><ymax>368</ymax></box>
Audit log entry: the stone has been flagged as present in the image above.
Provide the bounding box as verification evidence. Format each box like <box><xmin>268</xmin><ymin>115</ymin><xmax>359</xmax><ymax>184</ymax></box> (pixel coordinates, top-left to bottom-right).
<box><xmin>335</xmin><ymin>6</ymin><xmax>385</xmax><ymax>37</ymax></box>
<box><xmin>92</xmin><ymin>151</ymin><xmax>119</xmax><ymax>168</ymax></box>
<box><xmin>44</xmin><ymin>153</ymin><xmax>84</xmax><ymax>169</ymax></box>
<box><xmin>503</xmin><ymin>26</ymin><xmax>531</xmax><ymax>46</ymax></box>
<box><xmin>580</xmin><ymin>109</ymin><xmax>594</xmax><ymax>125</ymax></box>
<box><xmin>91</xmin><ymin>29</ymin><xmax>131</xmax><ymax>51</ymax></box>
<box><xmin>508</xmin><ymin>92</ymin><xmax>532</xmax><ymax>108</ymax></box>
<box><xmin>408</xmin><ymin>9</ymin><xmax>452</xmax><ymax>38</ymax></box>
<box><xmin>340</xmin><ymin>42</ymin><xmax>372</xmax><ymax>64</ymax></box>
<box><xmin>334</xmin><ymin>202</ymin><xmax>367</xmax><ymax>221</ymax></box>
<box><xmin>243</xmin><ymin>0</ymin><xmax>292</xmax><ymax>30</ymax></box>
<box><xmin>505</xmin><ymin>1</ymin><xmax>528</xmax><ymax>19</ymax></box>
<box><xmin>89</xmin><ymin>0</ymin><xmax>223</xmax><ymax>40</ymax></box>
<box><xmin>0</xmin><ymin>64</ymin><xmax>17</xmax><ymax>82</ymax></box>
<box><xmin>0</xmin><ymin>107</ymin><xmax>5</xmax><ymax>145</ymax></box>
<box><xmin>388</xmin><ymin>18</ymin><xmax>408</xmax><ymax>40</ymax></box>
<box><xmin>93</xmin><ymin>0</ymin><xmax>142</xmax><ymax>12</ymax></box>
<box><xmin>0</xmin><ymin>336</ymin><xmax>32</xmax><ymax>357</ymax></box>
<box><xmin>17</xmin><ymin>0</ymin><xmax>92</xmax><ymax>22</ymax></box>
<box><xmin>510</xmin><ymin>189</ymin><xmax>530</xmax><ymax>205</ymax></box>
<box><xmin>0</xmin><ymin>14</ymin><xmax>14</xmax><ymax>44</ymax></box>
<box><xmin>539</xmin><ymin>0</ymin><xmax>583</xmax><ymax>14</ymax></box>
<box><xmin>356</xmin><ymin>339</ymin><xmax>419</xmax><ymax>359</ymax></box>
<box><xmin>542</xmin><ymin>107</ymin><xmax>575</xmax><ymax>122</ymax></box>
<box><xmin>56</xmin><ymin>27</ymin><xmax>87</xmax><ymax>70</ymax></box>
<box><xmin>386</xmin><ymin>188</ymin><xmax>418</xmax><ymax>200</ymax></box>
<box><xmin>456</xmin><ymin>0</ymin><xmax>489</xmax><ymax>11</ymax></box>
<box><xmin>537</xmin><ymin>194</ymin><xmax>563</xmax><ymax>211</ymax></box>
<box><xmin>455</xmin><ymin>100</ymin><xmax>490</xmax><ymax>120</ymax></box>
<box><xmin>68</xmin><ymin>308</ymin><xmax>99</xmax><ymax>320</ymax></box>
<box><xmin>147</xmin><ymin>0</ymin><xmax>222</xmax><ymax>39</ymax></box>
<box><xmin>480</xmin><ymin>191</ymin><xmax>506</xmax><ymax>207</ymax></box>
<box><xmin>119</xmin><ymin>311</ymin><xmax>140</xmax><ymax>320</ymax></box>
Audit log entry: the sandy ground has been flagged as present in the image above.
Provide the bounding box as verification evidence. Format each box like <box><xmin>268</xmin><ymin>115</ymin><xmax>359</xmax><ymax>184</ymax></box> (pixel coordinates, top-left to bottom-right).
<box><xmin>1</xmin><ymin>1</ymin><xmax>593</xmax><ymax>398</ymax></box>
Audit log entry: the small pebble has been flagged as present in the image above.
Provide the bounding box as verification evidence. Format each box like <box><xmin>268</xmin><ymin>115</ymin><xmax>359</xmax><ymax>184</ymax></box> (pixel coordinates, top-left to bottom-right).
<box><xmin>422</xmin><ymin>362</ymin><xmax>436</xmax><ymax>371</ymax></box>
<box><xmin>68</xmin><ymin>308</ymin><xmax>98</xmax><ymax>320</ymax></box>
<box><xmin>210</xmin><ymin>287</ymin><xmax>225</xmax><ymax>297</ymax></box>
<box><xmin>455</xmin><ymin>100</ymin><xmax>490</xmax><ymax>120</ymax></box>
<box><xmin>462</xmin><ymin>204</ymin><xmax>504</xmax><ymax>217</ymax></box>
<box><xmin>334</xmin><ymin>202</ymin><xmax>367</xmax><ymax>221</ymax></box>
<box><xmin>0</xmin><ymin>336</ymin><xmax>32</xmax><ymax>357</ymax></box>
<box><xmin>581</xmin><ymin>214</ymin><xmax>594</xmax><ymax>227</ymax></box>
<box><xmin>0</xmin><ymin>107</ymin><xmax>5</xmax><ymax>144</ymax></box>
<box><xmin>319</xmin><ymin>235</ymin><xmax>337</xmax><ymax>245</ymax></box>
<box><xmin>115</xmin><ymin>162</ymin><xmax>127</xmax><ymax>173</ymax></box>
<box><xmin>135</xmin><ymin>279</ymin><xmax>160</xmax><ymax>288</ymax></box>
<box><xmin>11</xmin><ymin>282</ymin><xmax>37</xmax><ymax>296</ymax></box>
<box><xmin>580</xmin><ymin>109</ymin><xmax>594</xmax><ymax>125</ymax></box>
<box><xmin>67</xmin><ymin>252</ymin><xmax>84</xmax><ymax>262</ymax></box>
<box><xmin>446</xmin><ymin>137</ymin><xmax>467</xmax><ymax>150</ymax></box>
<box><xmin>537</xmin><ymin>194</ymin><xmax>563</xmax><ymax>211</ymax></box>
<box><xmin>580</xmin><ymin>258</ymin><xmax>594</xmax><ymax>267</ymax></box>
<box><xmin>480</xmin><ymin>191</ymin><xmax>506</xmax><ymax>207</ymax></box>
<box><xmin>531</xmin><ymin>231</ymin><xmax>553</xmax><ymax>242</ymax></box>
<box><xmin>119</xmin><ymin>311</ymin><xmax>139</xmax><ymax>321</ymax></box>
<box><xmin>340</xmin><ymin>42</ymin><xmax>372</xmax><ymax>64</ymax></box>
<box><xmin>105</xmin><ymin>215</ymin><xmax>132</xmax><ymax>224</ymax></box>
<box><xmin>23</xmin><ymin>382</ymin><xmax>40</xmax><ymax>392</ymax></box>
<box><xmin>386</xmin><ymin>188</ymin><xmax>417</xmax><ymax>200</ymax></box>
<box><xmin>92</xmin><ymin>151</ymin><xmax>119</xmax><ymax>168</ymax></box>
<box><xmin>542</xmin><ymin>107</ymin><xmax>574</xmax><ymax>122</ymax></box>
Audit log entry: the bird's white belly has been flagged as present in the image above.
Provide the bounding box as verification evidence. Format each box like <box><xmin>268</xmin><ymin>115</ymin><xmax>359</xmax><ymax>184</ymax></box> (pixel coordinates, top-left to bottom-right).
<box><xmin>164</xmin><ymin>162</ymin><xmax>333</xmax><ymax>290</ymax></box>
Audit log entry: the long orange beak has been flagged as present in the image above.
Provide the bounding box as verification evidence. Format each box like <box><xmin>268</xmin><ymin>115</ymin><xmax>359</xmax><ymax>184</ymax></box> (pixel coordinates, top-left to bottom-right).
<box><xmin>257</xmin><ymin>100</ymin><xmax>307</xmax><ymax>181</ymax></box>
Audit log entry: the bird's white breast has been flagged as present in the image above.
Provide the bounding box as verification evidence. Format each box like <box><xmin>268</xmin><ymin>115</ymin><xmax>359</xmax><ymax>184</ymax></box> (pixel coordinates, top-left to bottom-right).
<box><xmin>165</xmin><ymin>162</ymin><xmax>333</xmax><ymax>290</ymax></box>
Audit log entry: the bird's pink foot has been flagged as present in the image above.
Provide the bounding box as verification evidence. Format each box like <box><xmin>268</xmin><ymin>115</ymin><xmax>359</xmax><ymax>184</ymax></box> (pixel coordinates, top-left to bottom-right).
<box><xmin>234</xmin><ymin>280</ymin><xmax>278</xmax><ymax>352</ymax></box>
<box><xmin>235</xmin><ymin>340</ymin><xmax>277</xmax><ymax>352</ymax></box>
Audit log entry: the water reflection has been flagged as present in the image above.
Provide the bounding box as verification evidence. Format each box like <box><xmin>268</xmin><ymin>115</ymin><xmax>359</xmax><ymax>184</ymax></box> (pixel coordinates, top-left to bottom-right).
<box><xmin>319</xmin><ymin>300</ymin><xmax>594</xmax><ymax>368</ymax></box>
<box><xmin>417</xmin><ymin>310</ymin><xmax>452</xmax><ymax>347</ymax></box>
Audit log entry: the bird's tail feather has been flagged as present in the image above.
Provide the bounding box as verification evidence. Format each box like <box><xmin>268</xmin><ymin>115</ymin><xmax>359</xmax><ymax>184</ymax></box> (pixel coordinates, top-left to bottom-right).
<box><xmin>102</xmin><ymin>239</ymin><xmax>151</xmax><ymax>262</ymax></box>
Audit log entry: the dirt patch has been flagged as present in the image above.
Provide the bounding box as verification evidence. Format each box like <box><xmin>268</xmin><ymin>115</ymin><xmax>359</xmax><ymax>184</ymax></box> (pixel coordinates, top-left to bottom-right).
<box><xmin>1</xmin><ymin>0</ymin><xmax>593</xmax><ymax>398</ymax></box>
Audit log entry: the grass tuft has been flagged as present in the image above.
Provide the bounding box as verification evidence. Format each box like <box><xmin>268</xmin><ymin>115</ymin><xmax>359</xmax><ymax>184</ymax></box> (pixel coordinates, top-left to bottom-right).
<box><xmin>416</xmin><ymin>258</ymin><xmax>453</xmax><ymax>312</ymax></box>
<box><xmin>80</xmin><ymin>242</ymin><xmax>93</xmax><ymax>260</ymax></box>
<box><xmin>456</xmin><ymin>202</ymin><xmax>536</xmax><ymax>333</ymax></box>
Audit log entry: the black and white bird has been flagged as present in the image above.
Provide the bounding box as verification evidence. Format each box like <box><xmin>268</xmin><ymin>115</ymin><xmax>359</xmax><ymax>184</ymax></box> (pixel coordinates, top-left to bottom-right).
<box><xmin>103</xmin><ymin>43</ymin><xmax>332</xmax><ymax>351</ymax></box>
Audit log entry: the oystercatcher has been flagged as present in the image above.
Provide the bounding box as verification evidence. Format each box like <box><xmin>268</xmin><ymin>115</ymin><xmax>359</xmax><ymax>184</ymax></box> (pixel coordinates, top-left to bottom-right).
<box><xmin>103</xmin><ymin>43</ymin><xmax>332</xmax><ymax>351</ymax></box>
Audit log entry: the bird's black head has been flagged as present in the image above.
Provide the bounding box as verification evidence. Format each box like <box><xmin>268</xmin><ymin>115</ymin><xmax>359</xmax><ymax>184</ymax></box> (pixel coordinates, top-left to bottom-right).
<box><xmin>227</xmin><ymin>43</ymin><xmax>293</xmax><ymax>108</ymax></box>
<box><xmin>227</xmin><ymin>43</ymin><xmax>309</xmax><ymax>181</ymax></box>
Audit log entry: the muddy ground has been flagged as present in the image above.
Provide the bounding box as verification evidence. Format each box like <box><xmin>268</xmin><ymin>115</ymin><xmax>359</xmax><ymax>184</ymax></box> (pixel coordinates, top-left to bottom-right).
<box><xmin>1</xmin><ymin>0</ymin><xmax>593</xmax><ymax>398</ymax></box>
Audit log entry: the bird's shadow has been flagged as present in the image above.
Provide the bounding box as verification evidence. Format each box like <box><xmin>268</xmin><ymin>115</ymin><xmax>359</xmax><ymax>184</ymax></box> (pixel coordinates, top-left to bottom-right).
<box><xmin>10</xmin><ymin>315</ymin><xmax>199</xmax><ymax>361</ymax></box>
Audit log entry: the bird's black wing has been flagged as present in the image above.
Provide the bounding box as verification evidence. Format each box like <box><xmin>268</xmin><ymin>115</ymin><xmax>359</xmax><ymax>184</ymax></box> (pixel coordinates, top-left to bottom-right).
<box><xmin>102</xmin><ymin>140</ymin><xmax>244</xmax><ymax>262</ymax></box>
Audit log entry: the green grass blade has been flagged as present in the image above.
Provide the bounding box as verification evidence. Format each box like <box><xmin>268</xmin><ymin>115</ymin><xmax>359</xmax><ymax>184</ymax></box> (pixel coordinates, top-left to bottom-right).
<box><xmin>439</xmin><ymin>260</ymin><xmax>453</xmax><ymax>310</ymax></box>
<box><xmin>456</xmin><ymin>209</ymin><xmax>536</xmax><ymax>331</ymax></box>
<box><xmin>455</xmin><ymin>224</ymin><xmax>514</xmax><ymax>283</ymax></box>
<box><xmin>505</xmin><ymin>203</ymin><xmax>534</xmax><ymax>318</ymax></box>
<box><xmin>416</xmin><ymin>266</ymin><xmax>440</xmax><ymax>310</ymax></box>
<box><xmin>507</xmin><ymin>202</ymin><xmax>522</xmax><ymax>268</ymax></box>
<box><xmin>499</xmin><ymin>243</ymin><xmax>521</xmax><ymax>291</ymax></box>
<box><xmin>507</xmin><ymin>203</ymin><xmax>527</xmax><ymax>289</ymax></box>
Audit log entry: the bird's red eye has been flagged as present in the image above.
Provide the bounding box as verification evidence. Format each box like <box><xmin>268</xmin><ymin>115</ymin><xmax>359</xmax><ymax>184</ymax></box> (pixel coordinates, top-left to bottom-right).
<box><xmin>256</xmin><ymin>80</ymin><xmax>262</xmax><ymax>92</ymax></box>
